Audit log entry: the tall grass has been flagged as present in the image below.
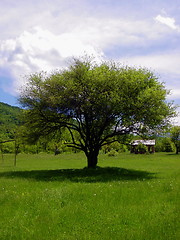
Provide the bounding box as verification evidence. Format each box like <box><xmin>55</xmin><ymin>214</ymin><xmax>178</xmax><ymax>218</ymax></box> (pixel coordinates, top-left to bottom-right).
<box><xmin>0</xmin><ymin>152</ymin><xmax>179</xmax><ymax>240</ymax></box>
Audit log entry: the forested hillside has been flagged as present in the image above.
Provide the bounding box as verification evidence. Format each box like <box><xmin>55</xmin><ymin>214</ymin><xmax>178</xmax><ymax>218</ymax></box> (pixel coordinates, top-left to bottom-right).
<box><xmin>0</xmin><ymin>102</ymin><xmax>22</xmax><ymax>141</ymax></box>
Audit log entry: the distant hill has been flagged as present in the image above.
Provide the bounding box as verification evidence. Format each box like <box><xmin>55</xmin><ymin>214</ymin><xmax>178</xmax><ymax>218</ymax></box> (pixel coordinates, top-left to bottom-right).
<box><xmin>0</xmin><ymin>102</ymin><xmax>22</xmax><ymax>140</ymax></box>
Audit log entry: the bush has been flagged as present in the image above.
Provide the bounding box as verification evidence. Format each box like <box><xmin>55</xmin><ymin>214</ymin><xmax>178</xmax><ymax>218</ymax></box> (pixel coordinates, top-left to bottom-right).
<box><xmin>162</xmin><ymin>138</ymin><xmax>174</xmax><ymax>152</ymax></box>
<box><xmin>102</xmin><ymin>142</ymin><xmax>127</xmax><ymax>154</ymax></box>
<box><xmin>136</xmin><ymin>143</ymin><xmax>148</xmax><ymax>154</ymax></box>
<box><xmin>107</xmin><ymin>150</ymin><xmax>119</xmax><ymax>157</ymax></box>
<box><xmin>155</xmin><ymin>138</ymin><xmax>174</xmax><ymax>152</ymax></box>
<box><xmin>22</xmin><ymin>144</ymin><xmax>40</xmax><ymax>154</ymax></box>
<box><xmin>1</xmin><ymin>141</ymin><xmax>14</xmax><ymax>153</ymax></box>
<box><xmin>118</xmin><ymin>144</ymin><xmax>128</xmax><ymax>153</ymax></box>
<box><xmin>155</xmin><ymin>141</ymin><xmax>163</xmax><ymax>152</ymax></box>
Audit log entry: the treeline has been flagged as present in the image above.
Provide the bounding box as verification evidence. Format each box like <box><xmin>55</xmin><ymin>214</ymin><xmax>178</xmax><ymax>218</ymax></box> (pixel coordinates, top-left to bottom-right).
<box><xmin>0</xmin><ymin>134</ymin><xmax>177</xmax><ymax>155</ymax></box>
<box><xmin>0</xmin><ymin>102</ymin><xmax>179</xmax><ymax>155</ymax></box>
<box><xmin>0</xmin><ymin>136</ymin><xmax>177</xmax><ymax>155</ymax></box>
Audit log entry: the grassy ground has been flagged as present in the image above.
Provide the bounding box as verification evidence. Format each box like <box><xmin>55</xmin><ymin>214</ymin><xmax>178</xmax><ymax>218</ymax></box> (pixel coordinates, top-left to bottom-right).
<box><xmin>0</xmin><ymin>152</ymin><xmax>179</xmax><ymax>240</ymax></box>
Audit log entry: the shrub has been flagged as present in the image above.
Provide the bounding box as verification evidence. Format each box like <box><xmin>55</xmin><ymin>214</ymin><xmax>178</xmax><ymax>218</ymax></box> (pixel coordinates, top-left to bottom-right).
<box><xmin>155</xmin><ymin>138</ymin><xmax>174</xmax><ymax>152</ymax></box>
<box><xmin>1</xmin><ymin>141</ymin><xmax>14</xmax><ymax>153</ymax></box>
<box><xmin>107</xmin><ymin>150</ymin><xmax>119</xmax><ymax>157</ymax></box>
<box><xmin>162</xmin><ymin>138</ymin><xmax>174</xmax><ymax>152</ymax></box>
<box><xmin>118</xmin><ymin>144</ymin><xmax>128</xmax><ymax>153</ymax></box>
<box><xmin>102</xmin><ymin>142</ymin><xmax>127</xmax><ymax>154</ymax></box>
<box><xmin>136</xmin><ymin>143</ymin><xmax>148</xmax><ymax>154</ymax></box>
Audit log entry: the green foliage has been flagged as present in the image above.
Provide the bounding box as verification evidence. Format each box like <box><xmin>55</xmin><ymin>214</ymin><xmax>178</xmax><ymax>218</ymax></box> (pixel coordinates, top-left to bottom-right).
<box><xmin>102</xmin><ymin>141</ymin><xmax>127</xmax><ymax>154</ymax></box>
<box><xmin>110</xmin><ymin>142</ymin><xmax>126</xmax><ymax>152</ymax></box>
<box><xmin>155</xmin><ymin>141</ymin><xmax>163</xmax><ymax>152</ymax></box>
<box><xmin>19</xmin><ymin>57</ymin><xmax>176</xmax><ymax>167</ymax></box>
<box><xmin>162</xmin><ymin>138</ymin><xmax>174</xmax><ymax>152</ymax></box>
<box><xmin>170</xmin><ymin>126</ymin><xmax>180</xmax><ymax>154</ymax></box>
<box><xmin>0</xmin><ymin>102</ymin><xmax>22</xmax><ymax>141</ymax></box>
<box><xmin>0</xmin><ymin>141</ymin><xmax>15</xmax><ymax>153</ymax></box>
<box><xmin>155</xmin><ymin>137</ymin><xmax>174</xmax><ymax>152</ymax></box>
<box><xmin>107</xmin><ymin>149</ymin><xmax>119</xmax><ymax>157</ymax></box>
<box><xmin>135</xmin><ymin>143</ymin><xmax>148</xmax><ymax>154</ymax></box>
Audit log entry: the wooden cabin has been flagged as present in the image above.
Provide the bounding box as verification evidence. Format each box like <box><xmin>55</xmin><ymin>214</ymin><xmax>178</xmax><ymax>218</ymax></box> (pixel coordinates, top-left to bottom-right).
<box><xmin>131</xmin><ymin>140</ymin><xmax>155</xmax><ymax>154</ymax></box>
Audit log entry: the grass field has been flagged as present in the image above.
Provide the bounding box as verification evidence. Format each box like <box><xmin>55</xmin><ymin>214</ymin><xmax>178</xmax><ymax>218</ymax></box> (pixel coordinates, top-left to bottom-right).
<box><xmin>0</xmin><ymin>152</ymin><xmax>179</xmax><ymax>240</ymax></box>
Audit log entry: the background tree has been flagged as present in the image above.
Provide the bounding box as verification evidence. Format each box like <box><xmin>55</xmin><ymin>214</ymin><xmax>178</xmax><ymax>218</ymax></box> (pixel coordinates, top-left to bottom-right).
<box><xmin>19</xmin><ymin>58</ymin><xmax>176</xmax><ymax>168</ymax></box>
<box><xmin>170</xmin><ymin>126</ymin><xmax>180</xmax><ymax>154</ymax></box>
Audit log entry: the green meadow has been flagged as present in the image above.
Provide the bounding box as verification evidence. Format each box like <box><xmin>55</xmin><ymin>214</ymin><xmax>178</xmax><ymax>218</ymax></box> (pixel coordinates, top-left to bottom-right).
<box><xmin>0</xmin><ymin>152</ymin><xmax>179</xmax><ymax>240</ymax></box>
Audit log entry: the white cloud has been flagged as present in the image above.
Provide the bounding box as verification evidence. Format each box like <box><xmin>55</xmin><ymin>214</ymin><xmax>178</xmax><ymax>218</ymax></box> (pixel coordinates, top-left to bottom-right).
<box><xmin>168</xmin><ymin>89</ymin><xmax>180</xmax><ymax>100</ymax></box>
<box><xmin>155</xmin><ymin>15</ymin><xmax>180</xmax><ymax>31</ymax></box>
<box><xmin>1</xmin><ymin>21</ymin><xmax>180</xmax><ymax>96</ymax></box>
<box><xmin>0</xmin><ymin>26</ymin><xmax>103</xmax><ymax>93</ymax></box>
<box><xmin>171</xmin><ymin>107</ymin><xmax>180</xmax><ymax>126</ymax></box>
<box><xmin>118</xmin><ymin>51</ymin><xmax>180</xmax><ymax>77</ymax></box>
<box><xmin>0</xmin><ymin>16</ymin><xmax>165</xmax><ymax>94</ymax></box>
<box><xmin>71</xmin><ymin>17</ymin><xmax>169</xmax><ymax>49</ymax></box>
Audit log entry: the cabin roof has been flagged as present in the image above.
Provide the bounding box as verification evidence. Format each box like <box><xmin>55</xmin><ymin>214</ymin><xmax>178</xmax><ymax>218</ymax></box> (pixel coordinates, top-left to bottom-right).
<box><xmin>131</xmin><ymin>140</ymin><xmax>155</xmax><ymax>146</ymax></box>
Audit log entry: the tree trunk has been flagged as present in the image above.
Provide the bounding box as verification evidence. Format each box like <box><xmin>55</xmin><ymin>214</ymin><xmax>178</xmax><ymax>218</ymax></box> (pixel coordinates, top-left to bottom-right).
<box><xmin>175</xmin><ymin>144</ymin><xmax>179</xmax><ymax>154</ymax></box>
<box><xmin>86</xmin><ymin>150</ymin><xmax>99</xmax><ymax>168</ymax></box>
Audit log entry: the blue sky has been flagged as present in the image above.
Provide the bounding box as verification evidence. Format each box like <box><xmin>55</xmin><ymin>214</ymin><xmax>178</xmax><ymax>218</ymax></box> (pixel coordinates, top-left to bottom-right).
<box><xmin>0</xmin><ymin>0</ymin><xmax>180</xmax><ymax>124</ymax></box>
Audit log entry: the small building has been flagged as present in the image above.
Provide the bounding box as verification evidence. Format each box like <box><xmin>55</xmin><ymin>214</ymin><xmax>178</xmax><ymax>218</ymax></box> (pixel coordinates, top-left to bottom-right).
<box><xmin>131</xmin><ymin>140</ymin><xmax>155</xmax><ymax>154</ymax></box>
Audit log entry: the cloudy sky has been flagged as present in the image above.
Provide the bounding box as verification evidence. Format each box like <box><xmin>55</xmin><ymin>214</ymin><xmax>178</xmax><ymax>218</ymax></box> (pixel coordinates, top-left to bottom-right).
<box><xmin>0</xmin><ymin>0</ymin><xmax>180</xmax><ymax>124</ymax></box>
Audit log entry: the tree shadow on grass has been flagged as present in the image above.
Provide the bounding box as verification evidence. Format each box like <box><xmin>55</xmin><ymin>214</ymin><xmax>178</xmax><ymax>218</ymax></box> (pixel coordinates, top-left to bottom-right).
<box><xmin>166</xmin><ymin>153</ymin><xmax>179</xmax><ymax>155</ymax></box>
<box><xmin>0</xmin><ymin>167</ymin><xmax>156</xmax><ymax>183</ymax></box>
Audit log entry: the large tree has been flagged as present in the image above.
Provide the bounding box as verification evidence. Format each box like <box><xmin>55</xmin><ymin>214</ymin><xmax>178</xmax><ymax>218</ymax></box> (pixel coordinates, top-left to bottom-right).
<box><xmin>19</xmin><ymin>58</ymin><xmax>175</xmax><ymax>168</ymax></box>
<box><xmin>170</xmin><ymin>126</ymin><xmax>180</xmax><ymax>154</ymax></box>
